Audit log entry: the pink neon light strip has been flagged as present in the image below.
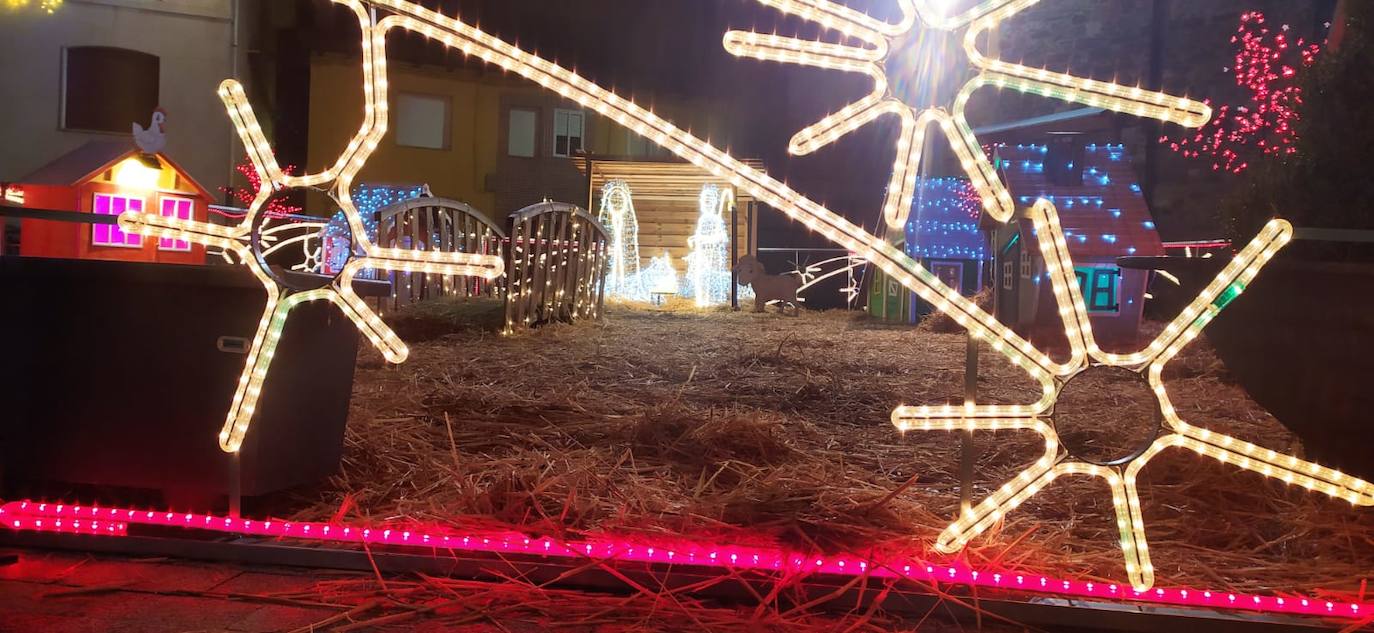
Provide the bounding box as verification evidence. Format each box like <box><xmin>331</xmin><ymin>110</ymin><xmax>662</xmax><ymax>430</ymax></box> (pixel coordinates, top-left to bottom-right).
<box><xmin>1</xmin><ymin>500</ymin><xmax>1365</xmax><ymax>621</ymax></box>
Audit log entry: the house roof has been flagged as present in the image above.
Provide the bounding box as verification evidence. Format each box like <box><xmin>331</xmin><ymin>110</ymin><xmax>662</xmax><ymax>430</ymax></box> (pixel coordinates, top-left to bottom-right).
<box><xmin>997</xmin><ymin>143</ymin><xmax>1164</xmax><ymax>259</ymax></box>
<box><xmin>22</xmin><ymin>140</ymin><xmax>134</xmax><ymax>186</ymax></box>
<box><xmin>20</xmin><ymin>140</ymin><xmax>214</xmax><ymax>201</ymax></box>
<box><xmin>904</xmin><ymin>177</ymin><xmax>987</xmax><ymax>261</ymax></box>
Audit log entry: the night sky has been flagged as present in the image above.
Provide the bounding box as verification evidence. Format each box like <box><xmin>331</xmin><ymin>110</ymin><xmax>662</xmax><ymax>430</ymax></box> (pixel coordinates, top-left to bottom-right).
<box><xmin>280</xmin><ymin>0</ymin><xmax>1338</xmax><ymax>244</ymax></box>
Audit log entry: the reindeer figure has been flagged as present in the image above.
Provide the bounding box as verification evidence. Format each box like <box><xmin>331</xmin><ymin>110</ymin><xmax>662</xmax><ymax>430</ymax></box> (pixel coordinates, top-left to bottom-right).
<box><xmin>733</xmin><ymin>254</ymin><xmax>801</xmax><ymax>314</ymax></box>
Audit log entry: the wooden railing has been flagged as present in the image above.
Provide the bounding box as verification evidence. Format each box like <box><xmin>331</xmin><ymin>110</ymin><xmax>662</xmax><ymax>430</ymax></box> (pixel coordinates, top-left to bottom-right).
<box><xmin>375</xmin><ymin>197</ymin><xmax>506</xmax><ymax>311</ymax></box>
<box><xmin>503</xmin><ymin>202</ymin><xmax>610</xmax><ymax>333</ymax></box>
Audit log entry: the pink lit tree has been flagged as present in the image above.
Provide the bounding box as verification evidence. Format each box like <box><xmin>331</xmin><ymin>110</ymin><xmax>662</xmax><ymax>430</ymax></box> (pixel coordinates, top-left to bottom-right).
<box><xmin>1162</xmin><ymin>12</ymin><xmax>1322</xmax><ymax>175</ymax></box>
<box><xmin>222</xmin><ymin>157</ymin><xmax>303</xmax><ymax>216</ymax></box>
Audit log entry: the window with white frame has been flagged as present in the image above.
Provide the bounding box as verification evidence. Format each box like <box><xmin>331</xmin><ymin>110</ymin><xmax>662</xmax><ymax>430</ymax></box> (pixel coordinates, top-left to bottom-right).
<box><xmin>1002</xmin><ymin>260</ymin><xmax>1015</xmax><ymax>290</ymax></box>
<box><xmin>1020</xmin><ymin>248</ymin><xmax>1033</xmax><ymax>278</ymax></box>
<box><xmin>158</xmin><ymin>196</ymin><xmax>194</xmax><ymax>251</ymax></box>
<box><xmin>553</xmin><ymin>109</ymin><xmax>584</xmax><ymax>157</ymax></box>
<box><xmin>626</xmin><ymin>131</ymin><xmax>669</xmax><ymax>158</ymax></box>
<box><xmin>92</xmin><ymin>193</ymin><xmax>144</xmax><ymax>248</ymax></box>
<box><xmin>395</xmin><ymin>93</ymin><xmax>449</xmax><ymax>149</ymax></box>
<box><xmin>507</xmin><ymin>109</ymin><xmax>537</xmax><ymax>157</ymax></box>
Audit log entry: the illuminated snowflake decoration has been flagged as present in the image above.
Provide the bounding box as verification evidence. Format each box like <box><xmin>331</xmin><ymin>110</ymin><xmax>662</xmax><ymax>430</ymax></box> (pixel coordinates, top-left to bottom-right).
<box><xmin>724</xmin><ymin>0</ymin><xmax>1212</xmax><ymax>228</ymax></box>
<box><xmin>118</xmin><ymin>0</ymin><xmax>503</xmax><ymax>453</ymax></box>
<box><xmin>891</xmin><ymin>201</ymin><xmax>1374</xmax><ymax>590</ymax></box>
<box><xmin>111</xmin><ymin>0</ymin><xmax>1372</xmax><ymax>589</ymax></box>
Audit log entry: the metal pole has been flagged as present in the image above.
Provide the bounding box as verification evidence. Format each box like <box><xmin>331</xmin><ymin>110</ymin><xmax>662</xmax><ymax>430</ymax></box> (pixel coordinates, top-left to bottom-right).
<box><xmin>228</xmin><ymin>451</ymin><xmax>242</xmax><ymax>519</ymax></box>
<box><xmin>225</xmin><ymin>0</ymin><xmax>241</xmax><ymax>207</ymax></box>
<box><xmin>584</xmin><ymin>154</ymin><xmax>595</xmax><ymax>212</ymax></box>
<box><xmin>1143</xmin><ymin>0</ymin><xmax>1169</xmax><ymax>203</ymax></box>
<box><xmin>730</xmin><ymin>200</ymin><xmax>739</xmax><ymax>310</ymax></box>
<box><xmin>746</xmin><ymin>201</ymin><xmax>756</xmax><ymax>257</ymax></box>
<box><xmin>840</xmin><ymin>259</ymin><xmax>851</xmax><ymax>308</ymax></box>
<box><xmin>959</xmin><ymin>333</ymin><xmax>979</xmax><ymax>517</ymax></box>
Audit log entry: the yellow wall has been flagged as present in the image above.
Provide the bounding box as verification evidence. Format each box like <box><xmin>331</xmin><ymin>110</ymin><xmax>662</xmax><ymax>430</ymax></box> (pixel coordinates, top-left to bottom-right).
<box><xmin>307</xmin><ymin>57</ymin><xmax>505</xmax><ymax>218</ymax></box>
<box><xmin>307</xmin><ymin>55</ymin><xmax>734</xmax><ymax>218</ymax></box>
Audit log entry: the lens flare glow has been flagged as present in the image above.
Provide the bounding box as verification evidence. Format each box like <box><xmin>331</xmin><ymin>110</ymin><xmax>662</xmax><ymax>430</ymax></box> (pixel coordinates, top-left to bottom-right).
<box><xmin>724</xmin><ymin>0</ymin><xmax>1211</xmax><ymax>228</ymax></box>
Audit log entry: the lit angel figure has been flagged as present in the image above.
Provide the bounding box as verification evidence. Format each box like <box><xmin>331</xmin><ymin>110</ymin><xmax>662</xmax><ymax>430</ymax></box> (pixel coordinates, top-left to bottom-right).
<box><xmin>686</xmin><ymin>185</ymin><xmax>733</xmax><ymax>307</ymax></box>
<box><xmin>117</xmin><ymin>0</ymin><xmax>503</xmax><ymax>453</ymax></box>
<box><xmin>598</xmin><ymin>180</ymin><xmax>642</xmax><ymax>298</ymax></box>
<box><xmin>724</xmin><ymin>0</ymin><xmax>1212</xmax><ymax>228</ymax></box>
<box><xmin>891</xmin><ymin>200</ymin><xmax>1374</xmax><ymax>591</ymax></box>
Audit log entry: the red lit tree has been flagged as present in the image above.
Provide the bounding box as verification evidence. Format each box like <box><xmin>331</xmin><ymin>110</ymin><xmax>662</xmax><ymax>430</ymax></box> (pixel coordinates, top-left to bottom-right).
<box><xmin>1162</xmin><ymin>12</ymin><xmax>1322</xmax><ymax>175</ymax></box>
<box><xmin>1222</xmin><ymin>2</ymin><xmax>1374</xmax><ymax>251</ymax></box>
<box><xmin>222</xmin><ymin>157</ymin><xmax>303</xmax><ymax>216</ymax></box>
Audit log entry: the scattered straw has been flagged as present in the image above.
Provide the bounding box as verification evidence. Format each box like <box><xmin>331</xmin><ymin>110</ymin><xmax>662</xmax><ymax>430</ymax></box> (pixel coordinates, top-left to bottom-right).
<box><xmin>277</xmin><ymin>297</ymin><xmax>1374</xmax><ymax>601</ymax></box>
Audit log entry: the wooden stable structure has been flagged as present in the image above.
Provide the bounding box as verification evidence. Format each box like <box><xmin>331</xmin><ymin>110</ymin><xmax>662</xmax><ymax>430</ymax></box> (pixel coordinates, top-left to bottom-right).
<box><xmin>503</xmin><ymin>201</ymin><xmax>609</xmax><ymax>333</ymax></box>
<box><xmin>580</xmin><ymin>158</ymin><xmax>760</xmax><ymax>265</ymax></box>
<box><xmin>15</xmin><ymin>140</ymin><xmax>214</xmax><ymax>265</ymax></box>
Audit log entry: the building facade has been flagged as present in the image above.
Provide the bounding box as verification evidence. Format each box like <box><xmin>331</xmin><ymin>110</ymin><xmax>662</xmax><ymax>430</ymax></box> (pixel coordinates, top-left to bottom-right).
<box><xmin>305</xmin><ymin>53</ymin><xmax>730</xmax><ymax>223</ymax></box>
<box><xmin>0</xmin><ymin>0</ymin><xmax>248</xmax><ymax>200</ymax></box>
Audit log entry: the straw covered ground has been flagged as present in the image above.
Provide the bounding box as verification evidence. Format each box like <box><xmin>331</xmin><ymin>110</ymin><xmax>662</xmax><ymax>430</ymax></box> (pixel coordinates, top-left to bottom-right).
<box><xmin>287</xmin><ymin>297</ymin><xmax>1374</xmax><ymax>605</ymax></box>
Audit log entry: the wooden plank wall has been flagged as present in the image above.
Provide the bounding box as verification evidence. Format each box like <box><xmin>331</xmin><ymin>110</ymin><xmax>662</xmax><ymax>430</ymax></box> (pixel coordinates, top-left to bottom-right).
<box><xmin>583</xmin><ymin>160</ymin><xmax>760</xmax><ymax>266</ymax></box>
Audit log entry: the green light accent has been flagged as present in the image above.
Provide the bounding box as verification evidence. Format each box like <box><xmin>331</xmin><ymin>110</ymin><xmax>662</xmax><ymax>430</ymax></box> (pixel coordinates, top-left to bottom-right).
<box><xmin>1001</xmin><ymin>232</ymin><xmax>1021</xmax><ymax>255</ymax></box>
<box><xmin>1212</xmin><ymin>281</ymin><xmax>1246</xmax><ymax>311</ymax></box>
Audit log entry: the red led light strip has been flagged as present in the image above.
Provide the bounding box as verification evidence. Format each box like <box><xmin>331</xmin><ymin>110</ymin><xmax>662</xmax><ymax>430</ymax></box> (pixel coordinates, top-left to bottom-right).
<box><xmin>1</xmin><ymin>500</ymin><xmax>1365</xmax><ymax>621</ymax></box>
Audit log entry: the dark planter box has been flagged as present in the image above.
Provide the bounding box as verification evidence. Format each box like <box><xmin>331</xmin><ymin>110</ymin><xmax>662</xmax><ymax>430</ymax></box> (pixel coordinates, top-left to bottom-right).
<box><xmin>1123</xmin><ymin>248</ymin><xmax>1374</xmax><ymax>480</ymax></box>
<box><xmin>0</xmin><ymin>256</ymin><xmax>388</xmax><ymax>503</ymax></box>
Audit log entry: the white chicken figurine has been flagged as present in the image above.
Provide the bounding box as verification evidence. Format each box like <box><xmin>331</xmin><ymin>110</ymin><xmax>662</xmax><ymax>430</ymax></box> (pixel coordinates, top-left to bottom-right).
<box><xmin>133</xmin><ymin>108</ymin><xmax>167</xmax><ymax>155</ymax></box>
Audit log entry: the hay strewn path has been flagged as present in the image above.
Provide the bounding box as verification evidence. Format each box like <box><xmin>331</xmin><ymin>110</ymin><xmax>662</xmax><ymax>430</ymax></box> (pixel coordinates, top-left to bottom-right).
<box><xmin>288</xmin><ymin>298</ymin><xmax>1374</xmax><ymax>599</ymax></box>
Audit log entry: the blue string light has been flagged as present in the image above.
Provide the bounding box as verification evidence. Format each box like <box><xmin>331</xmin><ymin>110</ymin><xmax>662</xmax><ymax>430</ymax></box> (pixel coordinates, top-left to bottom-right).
<box><xmin>904</xmin><ymin>178</ymin><xmax>988</xmax><ymax>261</ymax></box>
<box><xmin>320</xmin><ymin>183</ymin><xmax>429</xmax><ymax>273</ymax></box>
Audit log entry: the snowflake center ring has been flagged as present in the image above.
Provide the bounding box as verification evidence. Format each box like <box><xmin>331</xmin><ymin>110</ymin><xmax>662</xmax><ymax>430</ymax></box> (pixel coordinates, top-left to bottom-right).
<box><xmin>885</xmin><ymin>24</ymin><xmax>970</xmax><ymax>109</ymax></box>
<box><xmin>1052</xmin><ymin>365</ymin><xmax>1162</xmax><ymax>467</ymax></box>
<box><xmin>249</xmin><ymin>191</ymin><xmax>357</xmax><ymax>292</ymax></box>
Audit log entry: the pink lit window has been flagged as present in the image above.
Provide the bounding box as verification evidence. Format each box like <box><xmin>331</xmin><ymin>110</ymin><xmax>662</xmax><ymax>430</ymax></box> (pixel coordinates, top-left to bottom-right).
<box><xmin>92</xmin><ymin>193</ymin><xmax>143</xmax><ymax>248</ymax></box>
<box><xmin>158</xmin><ymin>196</ymin><xmax>194</xmax><ymax>251</ymax></box>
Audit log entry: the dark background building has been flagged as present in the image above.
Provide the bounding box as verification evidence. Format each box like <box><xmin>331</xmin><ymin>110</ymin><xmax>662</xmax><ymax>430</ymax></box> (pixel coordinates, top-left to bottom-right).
<box><xmin>240</xmin><ymin>0</ymin><xmax>1338</xmax><ymax>245</ymax></box>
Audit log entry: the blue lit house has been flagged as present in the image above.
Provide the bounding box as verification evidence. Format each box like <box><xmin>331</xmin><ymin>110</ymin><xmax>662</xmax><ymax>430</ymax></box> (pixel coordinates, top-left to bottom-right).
<box><xmin>869</xmin><ymin>177</ymin><xmax>988</xmax><ymax>322</ymax></box>
<box><xmin>989</xmin><ymin>138</ymin><xmax>1164</xmax><ymax>347</ymax></box>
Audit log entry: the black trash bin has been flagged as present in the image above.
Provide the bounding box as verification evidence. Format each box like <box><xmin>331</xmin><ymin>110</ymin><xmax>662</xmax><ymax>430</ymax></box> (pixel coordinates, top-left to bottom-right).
<box><xmin>0</xmin><ymin>256</ymin><xmax>390</xmax><ymax>505</ymax></box>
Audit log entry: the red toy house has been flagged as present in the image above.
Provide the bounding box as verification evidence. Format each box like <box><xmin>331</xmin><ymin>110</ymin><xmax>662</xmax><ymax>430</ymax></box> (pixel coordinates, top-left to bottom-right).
<box><xmin>17</xmin><ymin>140</ymin><xmax>214</xmax><ymax>264</ymax></box>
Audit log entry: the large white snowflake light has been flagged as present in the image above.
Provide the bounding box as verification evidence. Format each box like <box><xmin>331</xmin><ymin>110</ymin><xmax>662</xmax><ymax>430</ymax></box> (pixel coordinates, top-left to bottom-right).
<box><xmin>724</xmin><ymin>0</ymin><xmax>1212</xmax><ymax>228</ymax></box>
<box><xmin>118</xmin><ymin>0</ymin><xmax>503</xmax><ymax>453</ymax></box>
<box><xmin>891</xmin><ymin>200</ymin><xmax>1374</xmax><ymax>590</ymax></box>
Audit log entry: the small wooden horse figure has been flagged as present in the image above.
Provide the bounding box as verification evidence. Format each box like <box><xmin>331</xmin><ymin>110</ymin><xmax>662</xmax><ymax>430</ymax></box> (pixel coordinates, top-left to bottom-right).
<box><xmin>733</xmin><ymin>255</ymin><xmax>801</xmax><ymax>314</ymax></box>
